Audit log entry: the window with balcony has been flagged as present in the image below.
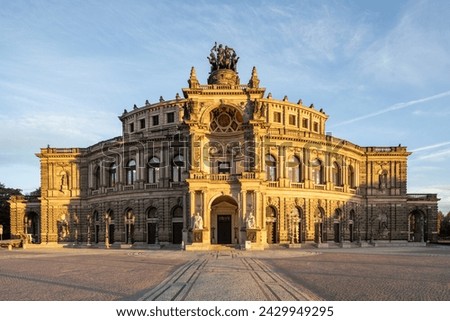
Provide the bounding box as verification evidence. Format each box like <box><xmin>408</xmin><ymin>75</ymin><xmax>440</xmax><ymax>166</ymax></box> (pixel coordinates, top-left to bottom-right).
<box><xmin>94</xmin><ymin>166</ymin><xmax>101</xmax><ymax>189</ymax></box>
<box><xmin>172</xmin><ymin>155</ymin><xmax>184</xmax><ymax>182</ymax></box>
<box><xmin>148</xmin><ymin>156</ymin><xmax>160</xmax><ymax>184</ymax></box>
<box><xmin>265</xmin><ymin>154</ymin><xmax>277</xmax><ymax>181</ymax></box>
<box><xmin>287</xmin><ymin>156</ymin><xmax>301</xmax><ymax>183</ymax></box>
<box><xmin>348</xmin><ymin>165</ymin><xmax>355</xmax><ymax>188</ymax></box>
<box><xmin>126</xmin><ymin>160</ymin><xmax>136</xmax><ymax>185</ymax></box>
<box><xmin>108</xmin><ymin>163</ymin><xmax>117</xmax><ymax>187</ymax></box>
<box><xmin>311</xmin><ymin>158</ymin><xmax>324</xmax><ymax>185</ymax></box>
<box><xmin>332</xmin><ymin>162</ymin><xmax>341</xmax><ymax>186</ymax></box>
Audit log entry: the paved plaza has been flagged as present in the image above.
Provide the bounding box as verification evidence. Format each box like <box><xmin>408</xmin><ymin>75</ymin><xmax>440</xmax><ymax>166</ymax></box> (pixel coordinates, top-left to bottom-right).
<box><xmin>0</xmin><ymin>245</ymin><xmax>449</xmax><ymax>301</ymax></box>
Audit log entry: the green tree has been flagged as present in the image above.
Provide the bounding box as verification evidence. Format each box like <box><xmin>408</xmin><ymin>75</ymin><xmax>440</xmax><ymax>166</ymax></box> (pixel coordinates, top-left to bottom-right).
<box><xmin>0</xmin><ymin>182</ymin><xmax>22</xmax><ymax>239</ymax></box>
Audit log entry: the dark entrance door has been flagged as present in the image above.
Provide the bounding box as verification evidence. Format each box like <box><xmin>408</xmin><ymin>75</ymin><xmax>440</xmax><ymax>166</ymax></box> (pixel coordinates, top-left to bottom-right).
<box><xmin>334</xmin><ymin>223</ymin><xmax>340</xmax><ymax>242</ymax></box>
<box><xmin>217</xmin><ymin>215</ymin><xmax>232</xmax><ymax>244</ymax></box>
<box><xmin>349</xmin><ymin>223</ymin><xmax>354</xmax><ymax>242</ymax></box>
<box><xmin>172</xmin><ymin>222</ymin><xmax>183</xmax><ymax>244</ymax></box>
<box><xmin>314</xmin><ymin>222</ymin><xmax>323</xmax><ymax>243</ymax></box>
<box><xmin>147</xmin><ymin>223</ymin><xmax>157</xmax><ymax>244</ymax></box>
<box><xmin>109</xmin><ymin>224</ymin><xmax>115</xmax><ymax>244</ymax></box>
<box><xmin>267</xmin><ymin>222</ymin><xmax>277</xmax><ymax>244</ymax></box>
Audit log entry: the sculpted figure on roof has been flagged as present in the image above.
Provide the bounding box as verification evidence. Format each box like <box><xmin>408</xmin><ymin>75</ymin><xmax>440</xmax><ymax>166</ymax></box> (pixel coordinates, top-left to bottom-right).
<box><xmin>207</xmin><ymin>42</ymin><xmax>239</xmax><ymax>72</ymax></box>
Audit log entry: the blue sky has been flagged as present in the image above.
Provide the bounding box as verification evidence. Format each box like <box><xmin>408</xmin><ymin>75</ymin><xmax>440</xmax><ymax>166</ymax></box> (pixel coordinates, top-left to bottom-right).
<box><xmin>1</xmin><ymin>0</ymin><xmax>449</xmax><ymax>212</ymax></box>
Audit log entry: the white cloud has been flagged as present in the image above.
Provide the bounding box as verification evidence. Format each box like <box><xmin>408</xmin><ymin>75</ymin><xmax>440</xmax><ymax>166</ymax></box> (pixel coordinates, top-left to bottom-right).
<box><xmin>410</xmin><ymin>142</ymin><xmax>450</xmax><ymax>153</ymax></box>
<box><xmin>358</xmin><ymin>1</ymin><xmax>450</xmax><ymax>86</ymax></box>
<box><xmin>331</xmin><ymin>90</ymin><xmax>450</xmax><ymax>127</ymax></box>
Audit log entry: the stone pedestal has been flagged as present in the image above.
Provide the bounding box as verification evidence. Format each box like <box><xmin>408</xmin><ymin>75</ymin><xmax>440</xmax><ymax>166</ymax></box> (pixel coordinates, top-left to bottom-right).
<box><xmin>288</xmin><ymin>243</ymin><xmax>302</xmax><ymax>248</ymax></box>
<box><xmin>314</xmin><ymin>242</ymin><xmax>329</xmax><ymax>248</ymax></box>
<box><xmin>242</xmin><ymin>229</ymin><xmax>264</xmax><ymax>250</ymax></box>
<box><xmin>193</xmin><ymin>229</ymin><xmax>204</xmax><ymax>243</ymax></box>
<box><xmin>340</xmin><ymin>242</ymin><xmax>352</xmax><ymax>248</ymax></box>
<box><xmin>246</xmin><ymin>229</ymin><xmax>258</xmax><ymax>243</ymax></box>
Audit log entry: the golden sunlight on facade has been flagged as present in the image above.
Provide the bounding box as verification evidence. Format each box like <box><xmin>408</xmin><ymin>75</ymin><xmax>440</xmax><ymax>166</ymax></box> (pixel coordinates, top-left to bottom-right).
<box><xmin>10</xmin><ymin>44</ymin><xmax>439</xmax><ymax>249</ymax></box>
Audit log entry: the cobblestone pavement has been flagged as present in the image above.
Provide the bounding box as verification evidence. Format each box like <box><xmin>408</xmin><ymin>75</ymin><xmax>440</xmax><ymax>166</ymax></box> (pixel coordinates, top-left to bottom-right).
<box><xmin>258</xmin><ymin>245</ymin><xmax>450</xmax><ymax>301</ymax></box>
<box><xmin>0</xmin><ymin>248</ymin><xmax>191</xmax><ymax>301</ymax></box>
<box><xmin>138</xmin><ymin>250</ymin><xmax>321</xmax><ymax>301</ymax></box>
<box><xmin>0</xmin><ymin>245</ymin><xmax>449</xmax><ymax>301</ymax></box>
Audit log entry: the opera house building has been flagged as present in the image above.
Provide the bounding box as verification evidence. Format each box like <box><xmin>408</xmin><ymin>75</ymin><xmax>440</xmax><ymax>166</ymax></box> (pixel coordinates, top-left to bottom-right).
<box><xmin>10</xmin><ymin>44</ymin><xmax>439</xmax><ymax>249</ymax></box>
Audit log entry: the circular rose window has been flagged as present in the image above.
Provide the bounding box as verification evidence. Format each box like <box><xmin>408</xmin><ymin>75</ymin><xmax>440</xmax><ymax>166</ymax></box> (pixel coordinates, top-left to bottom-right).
<box><xmin>217</xmin><ymin>113</ymin><xmax>231</xmax><ymax>127</ymax></box>
<box><xmin>210</xmin><ymin>106</ymin><xmax>242</xmax><ymax>132</ymax></box>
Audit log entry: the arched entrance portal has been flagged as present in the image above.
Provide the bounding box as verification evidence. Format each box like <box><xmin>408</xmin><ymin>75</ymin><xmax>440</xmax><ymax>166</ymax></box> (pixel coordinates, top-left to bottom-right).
<box><xmin>210</xmin><ymin>196</ymin><xmax>238</xmax><ymax>244</ymax></box>
<box><xmin>24</xmin><ymin>212</ymin><xmax>39</xmax><ymax>243</ymax></box>
<box><xmin>266</xmin><ymin>206</ymin><xmax>278</xmax><ymax>244</ymax></box>
<box><xmin>409</xmin><ymin>210</ymin><xmax>425</xmax><ymax>242</ymax></box>
<box><xmin>333</xmin><ymin>209</ymin><xmax>342</xmax><ymax>243</ymax></box>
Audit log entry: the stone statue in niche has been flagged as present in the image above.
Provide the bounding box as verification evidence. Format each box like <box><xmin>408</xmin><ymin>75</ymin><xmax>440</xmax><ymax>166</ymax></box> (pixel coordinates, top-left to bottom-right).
<box><xmin>246</xmin><ymin>211</ymin><xmax>256</xmax><ymax>229</ymax></box>
<box><xmin>59</xmin><ymin>171</ymin><xmax>69</xmax><ymax>191</ymax></box>
<box><xmin>193</xmin><ymin>212</ymin><xmax>203</xmax><ymax>230</ymax></box>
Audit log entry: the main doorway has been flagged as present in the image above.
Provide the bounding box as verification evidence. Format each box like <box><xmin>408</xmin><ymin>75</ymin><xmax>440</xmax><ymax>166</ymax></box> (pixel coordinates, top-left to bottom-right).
<box><xmin>210</xmin><ymin>195</ymin><xmax>238</xmax><ymax>244</ymax></box>
<box><xmin>217</xmin><ymin>215</ymin><xmax>232</xmax><ymax>244</ymax></box>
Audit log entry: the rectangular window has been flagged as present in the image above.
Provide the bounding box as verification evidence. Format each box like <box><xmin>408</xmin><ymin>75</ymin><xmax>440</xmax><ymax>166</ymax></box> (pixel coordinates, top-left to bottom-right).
<box><xmin>139</xmin><ymin>118</ymin><xmax>146</xmax><ymax>129</ymax></box>
<box><xmin>152</xmin><ymin>115</ymin><xmax>159</xmax><ymax>126</ymax></box>
<box><xmin>302</xmin><ymin>118</ymin><xmax>309</xmax><ymax>128</ymax></box>
<box><xmin>313</xmin><ymin>122</ymin><xmax>319</xmax><ymax>132</ymax></box>
<box><xmin>129</xmin><ymin>123</ymin><xmax>134</xmax><ymax>133</ymax></box>
<box><xmin>289</xmin><ymin>114</ymin><xmax>296</xmax><ymax>126</ymax></box>
<box><xmin>218</xmin><ymin>161</ymin><xmax>231</xmax><ymax>174</ymax></box>
<box><xmin>167</xmin><ymin>112</ymin><xmax>175</xmax><ymax>123</ymax></box>
<box><xmin>274</xmin><ymin>112</ymin><xmax>281</xmax><ymax>123</ymax></box>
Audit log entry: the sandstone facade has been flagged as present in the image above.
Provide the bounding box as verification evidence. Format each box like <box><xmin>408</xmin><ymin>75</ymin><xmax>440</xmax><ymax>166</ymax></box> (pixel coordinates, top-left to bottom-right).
<box><xmin>10</xmin><ymin>45</ymin><xmax>439</xmax><ymax>248</ymax></box>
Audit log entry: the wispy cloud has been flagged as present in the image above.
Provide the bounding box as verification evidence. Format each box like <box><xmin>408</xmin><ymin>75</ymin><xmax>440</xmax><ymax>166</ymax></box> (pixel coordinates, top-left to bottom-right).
<box><xmin>331</xmin><ymin>90</ymin><xmax>450</xmax><ymax>127</ymax></box>
<box><xmin>358</xmin><ymin>1</ymin><xmax>450</xmax><ymax>86</ymax></box>
<box><xmin>414</xmin><ymin>148</ymin><xmax>450</xmax><ymax>161</ymax></box>
<box><xmin>410</xmin><ymin>142</ymin><xmax>450</xmax><ymax>153</ymax></box>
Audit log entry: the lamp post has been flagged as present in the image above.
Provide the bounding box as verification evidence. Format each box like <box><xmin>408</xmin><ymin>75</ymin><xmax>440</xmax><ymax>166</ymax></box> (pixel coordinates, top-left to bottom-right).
<box><xmin>87</xmin><ymin>215</ymin><xmax>92</xmax><ymax>246</ymax></box>
<box><xmin>125</xmin><ymin>212</ymin><xmax>135</xmax><ymax>244</ymax></box>
<box><xmin>73</xmin><ymin>214</ymin><xmax>79</xmax><ymax>245</ymax></box>
<box><xmin>105</xmin><ymin>213</ymin><xmax>110</xmax><ymax>249</ymax></box>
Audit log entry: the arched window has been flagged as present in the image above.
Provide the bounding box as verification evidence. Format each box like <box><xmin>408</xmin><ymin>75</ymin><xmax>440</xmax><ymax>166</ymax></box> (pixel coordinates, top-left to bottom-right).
<box><xmin>146</xmin><ymin>207</ymin><xmax>158</xmax><ymax>219</ymax></box>
<box><xmin>172</xmin><ymin>155</ymin><xmax>184</xmax><ymax>182</ymax></box>
<box><xmin>108</xmin><ymin>163</ymin><xmax>117</xmax><ymax>187</ymax></box>
<box><xmin>107</xmin><ymin>209</ymin><xmax>114</xmax><ymax>221</ymax></box>
<box><xmin>287</xmin><ymin>156</ymin><xmax>301</xmax><ymax>183</ymax></box>
<box><xmin>348</xmin><ymin>165</ymin><xmax>355</xmax><ymax>188</ymax></box>
<box><xmin>311</xmin><ymin>158</ymin><xmax>324</xmax><ymax>185</ymax></box>
<box><xmin>332</xmin><ymin>161</ymin><xmax>341</xmax><ymax>186</ymax></box>
<box><xmin>148</xmin><ymin>157</ymin><xmax>160</xmax><ymax>184</ymax></box>
<box><xmin>265</xmin><ymin>154</ymin><xmax>277</xmax><ymax>181</ymax></box>
<box><xmin>126</xmin><ymin>160</ymin><xmax>136</xmax><ymax>185</ymax></box>
<box><xmin>94</xmin><ymin>166</ymin><xmax>101</xmax><ymax>189</ymax></box>
<box><xmin>172</xmin><ymin>206</ymin><xmax>183</xmax><ymax>218</ymax></box>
